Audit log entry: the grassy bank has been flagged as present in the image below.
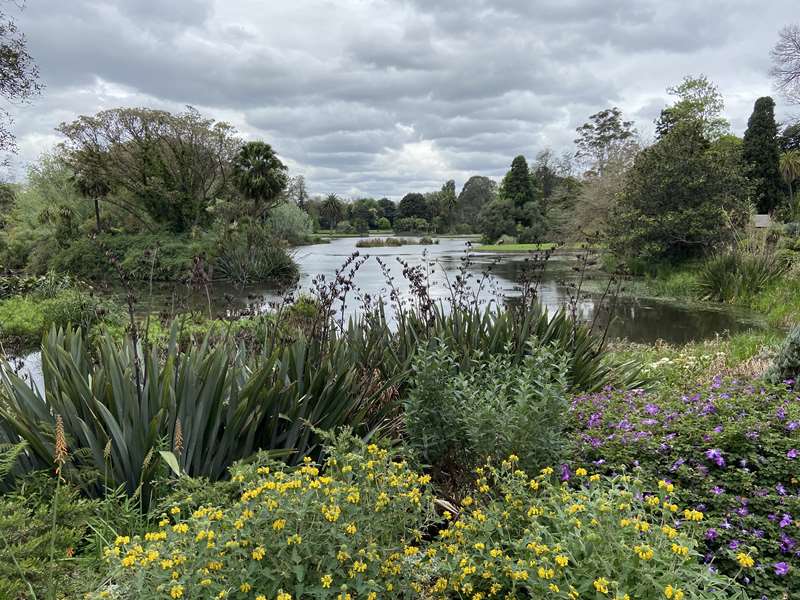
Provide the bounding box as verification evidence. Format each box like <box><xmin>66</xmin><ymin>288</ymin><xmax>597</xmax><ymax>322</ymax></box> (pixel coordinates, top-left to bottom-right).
<box><xmin>473</xmin><ymin>242</ymin><xmax>559</xmax><ymax>252</ymax></box>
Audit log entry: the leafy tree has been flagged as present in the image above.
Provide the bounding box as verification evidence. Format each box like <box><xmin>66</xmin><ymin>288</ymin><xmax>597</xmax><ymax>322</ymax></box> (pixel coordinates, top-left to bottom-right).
<box><xmin>655</xmin><ymin>75</ymin><xmax>730</xmax><ymax>140</ymax></box>
<box><xmin>232</xmin><ymin>141</ymin><xmax>289</xmax><ymax>220</ymax></box>
<box><xmin>477</xmin><ymin>200</ymin><xmax>516</xmax><ymax>242</ymax></box>
<box><xmin>771</xmin><ymin>24</ymin><xmax>800</xmax><ymax>104</ymax></box>
<box><xmin>456</xmin><ymin>176</ymin><xmax>496</xmax><ymax>230</ymax></box>
<box><xmin>574</xmin><ymin>142</ymin><xmax>639</xmax><ymax>238</ymax></box>
<box><xmin>574</xmin><ymin>108</ymin><xmax>636</xmax><ymax>173</ymax></box>
<box><xmin>779</xmin><ymin>123</ymin><xmax>800</xmax><ymax>151</ymax></box>
<box><xmin>349</xmin><ymin>199</ymin><xmax>376</xmax><ymax>232</ymax></box>
<box><xmin>0</xmin><ymin>4</ymin><xmax>42</xmax><ymax>160</ymax></box>
<box><xmin>58</xmin><ymin>107</ymin><xmax>241</xmax><ymax>232</ymax></box>
<box><xmin>376</xmin><ymin>198</ymin><xmax>396</xmax><ymax>224</ymax></box>
<box><xmin>500</xmin><ymin>155</ymin><xmax>536</xmax><ymax>208</ymax></box>
<box><xmin>398</xmin><ymin>192</ymin><xmax>429</xmax><ymax>220</ymax></box>
<box><xmin>742</xmin><ymin>97</ymin><xmax>783</xmax><ymax>214</ymax></box>
<box><xmin>320</xmin><ymin>193</ymin><xmax>344</xmax><ymax>230</ymax></box>
<box><xmin>611</xmin><ymin>120</ymin><xmax>751</xmax><ymax>264</ymax></box>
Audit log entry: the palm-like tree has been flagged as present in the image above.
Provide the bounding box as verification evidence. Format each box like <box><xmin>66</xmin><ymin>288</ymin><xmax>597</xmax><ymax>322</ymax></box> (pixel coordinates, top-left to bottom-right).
<box><xmin>231</xmin><ymin>142</ymin><xmax>288</xmax><ymax>219</ymax></box>
<box><xmin>780</xmin><ymin>150</ymin><xmax>800</xmax><ymax>219</ymax></box>
<box><xmin>320</xmin><ymin>193</ymin><xmax>344</xmax><ymax>230</ymax></box>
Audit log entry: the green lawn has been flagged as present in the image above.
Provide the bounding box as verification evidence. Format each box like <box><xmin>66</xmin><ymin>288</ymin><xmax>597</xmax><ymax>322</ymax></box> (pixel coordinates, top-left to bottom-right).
<box><xmin>473</xmin><ymin>242</ymin><xmax>558</xmax><ymax>252</ymax></box>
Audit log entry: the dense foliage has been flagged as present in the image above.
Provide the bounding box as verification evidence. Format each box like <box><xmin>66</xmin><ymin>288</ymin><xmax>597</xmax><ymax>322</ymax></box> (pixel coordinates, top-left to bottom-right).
<box><xmin>404</xmin><ymin>345</ymin><xmax>568</xmax><ymax>483</ymax></box>
<box><xmin>568</xmin><ymin>378</ymin><xmax>800</xmax><ymax>598</ymax></box>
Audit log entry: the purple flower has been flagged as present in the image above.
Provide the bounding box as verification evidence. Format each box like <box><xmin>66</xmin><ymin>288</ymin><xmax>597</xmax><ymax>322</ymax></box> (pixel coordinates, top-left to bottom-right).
<box><xmin>705</xmin><ymin>528</ymin><xmax>718</xmax><ymax>540</ymax></box>
<box><xmin>780</xmin><ymin>514</ymin><xmax>793</xmax><ymax>528</ymax></box>
<box><xmin>777</xmin><ymin>483</ymin><xmax>787</xmax><ymax>496</ymax></box>
<box><xmin>560</xmin><ymin>464</ymin><xmax>571</xmax><ymax>481</ymax></box>
<box><xmin>777</xmin><ymin>406</ymin><xmax>787</xmax><ymax>420</ymax></box>
<box><xmin>729</xmin><ymin>540</ymin><xmax>740</xmax><ymax>550</ymax></box>
<box><xmin>711</xmin><ymin>486</ymin><xmax>725</xmax><ymax>495</ymax></box>
<box><xmin>736</xmin><ymin>506</ymin><xmax>749</xmax><ymax>518</ymax></box>
<box><xmin>788</xmin><ymin>448</ymin><xmax>798</xmax><ymax>459</ymax></box>
<box><xmin>788</xmin><ymin>421</ymin><xmax>800</xmax><ymax>431</ymax></box>
<box><xmin>746</xmin><ymin>430</ymin><xmax>759</xmax><ymax>440</ymax></box>
<box><xmin>774</xmin><ymin>562</ymin><xmax>790</xmax><ymax>576</ymax></box>
<box><xmin>644</xmin><ymin>403</ymin><xmax>660</xmax><ymax>415</ymax></box>
<box><xmin>705</xmin><ymin>448</ymin><xmax>725</xmax><ymax>467</ymax></box>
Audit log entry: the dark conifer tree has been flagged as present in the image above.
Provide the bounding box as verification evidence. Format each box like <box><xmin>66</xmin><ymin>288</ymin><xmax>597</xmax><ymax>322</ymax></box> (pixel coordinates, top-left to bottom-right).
<box><xmin>743</xmin><ymin>97</ymin><xmax>783</xmax><ymax>213</ymax></box>
<box><xmin>502</xmin><ymin>155</ymin><xmax>536</xmax><ymax>208</ymax></box>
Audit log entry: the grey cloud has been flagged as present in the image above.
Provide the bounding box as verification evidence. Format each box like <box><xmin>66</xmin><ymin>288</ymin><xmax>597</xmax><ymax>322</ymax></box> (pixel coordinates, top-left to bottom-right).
<box><xmin>7</xmin><ymin>0</ymin><xmax>797</xmax><ymax>197</ymax></box>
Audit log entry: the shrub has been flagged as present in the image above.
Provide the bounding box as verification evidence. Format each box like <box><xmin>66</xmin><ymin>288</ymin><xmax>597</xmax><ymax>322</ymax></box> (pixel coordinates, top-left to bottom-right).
<box><xmin>0</xmin><ymin>289</ymin><xmax>122</xmax><ymax>348</ymax></box>
<box><xmin>568</xmin><ymin>378</ymin><xmax>800</xmax><ymax>598</ymax></box>
<box><xmin>415</xmin><ymin>459</ymin><xmax>745</xmax><ymax>599</ymax></box>
<box><xmin>266</xmin><ymin>202</ymin><xmax>314</xmax><ymax>244</ymax></box>
<box><xmin>215</xmin><ymin>224</ymin><xmax>298</xmax><ymax>286</ymax></box>
<box><xmin>96</xmin><ymin>432</ymin><xmax>434</xmax><ymax>599</ymax></box>
<box><xmin>696</xmin><ymin>247</ymin><xmax>787</xmax><ymax>303</ymax></box>
<box><xmin>335</xmin><ymin>219</ymin><xmax>356</xmax><ymax>234</ymax></box>
<box><xmin>404</xmin><ymin>345</ymin><xmax>568</xmax><ymax>482</ymax></box>
<box><xmin>393</xmin><ymin>217</ymin><xmax>429</xmax><ymax>233</ymax></box>
<box><xmin>766</xmin><ymin>324</ymin><xmax>800</xmax><ymax>387</ymax></box>
<box><xmin>43</xmin><ymin>232</ymin><xmax>218</xmax><ymax>281</ymax></box>
<box><xmin>376</xmin><ymin>216</ymin><xmax>391</xmax><ymax>230</ymax></box>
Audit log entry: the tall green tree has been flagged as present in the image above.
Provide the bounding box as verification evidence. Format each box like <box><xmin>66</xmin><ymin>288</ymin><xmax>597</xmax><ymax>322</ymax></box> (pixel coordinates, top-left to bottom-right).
<box><xmin>500</xmin><ymin>155</ymin><xmax>536</xmax><ymax>208</ymax></box>
<box><xmin>742</xmin><ymin>97</ymin><xmax>783</xmax><ymax>214</ymax></box>
<box><xmin>611</xmin><ymin>120</ymin><xmax>750</xmax><ymax>264</ymax></box>
<box><xmin>232</xmin><ymin>141</ymin><xmax>289</xmax><ymax>220</ymax></box>
<box><xmin>376</xmin><ymin>198</ymin><xmax>396</xmax><ymax>224</ymax></box>
<box><xmin>398</xmin><ymin>192</ymin><xmax>429</xmax><ymax>220</ymax></box>
<box><xmin>655</xmin><ymin>75</ymin><xmax>729</xmax><ymax>141</ymax></box>
<box><xmin>456</xmin><ymin>176</ymin><xmax>497</xmax><ymax>229</ymax></box>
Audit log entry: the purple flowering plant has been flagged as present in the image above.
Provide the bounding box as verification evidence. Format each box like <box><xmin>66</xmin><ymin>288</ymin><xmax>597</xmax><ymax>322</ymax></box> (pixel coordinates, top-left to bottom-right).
<box><xmin>567</xmin><ymin>377</ymin><xmax>800</xmax><ymax>599</ymax></box>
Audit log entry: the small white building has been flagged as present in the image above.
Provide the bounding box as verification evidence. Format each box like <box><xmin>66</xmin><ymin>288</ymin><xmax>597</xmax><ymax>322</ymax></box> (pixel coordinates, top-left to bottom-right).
<box><xmin>751</xmin><ymin>214</ymin><xmax>772</xmax><ymax>229</ymax></box>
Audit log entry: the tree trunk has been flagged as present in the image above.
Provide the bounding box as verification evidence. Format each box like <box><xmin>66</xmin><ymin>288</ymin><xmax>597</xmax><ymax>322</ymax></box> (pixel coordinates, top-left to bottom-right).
<box><xmin>94</xmin><ymin>197</ymin><xmax>101</xmax><ymax>232</ymax></box>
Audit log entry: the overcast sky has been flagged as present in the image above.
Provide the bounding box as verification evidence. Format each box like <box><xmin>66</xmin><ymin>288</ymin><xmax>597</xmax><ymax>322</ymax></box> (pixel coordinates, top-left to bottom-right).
<box><xmin>7</xmin><ymin>0</ymin><xmax>797</xmax><ymax>198</ymax></box>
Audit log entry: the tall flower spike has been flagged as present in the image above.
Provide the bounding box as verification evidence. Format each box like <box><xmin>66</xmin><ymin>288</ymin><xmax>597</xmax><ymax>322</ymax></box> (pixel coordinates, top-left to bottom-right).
<box><xmin>54</xmin><ymin>415</ymin><xmax>68</xmax><ymax>478</ymax></box>
<box><xmin>173</xmin><ymin>418</ymin><xmax>184</xmax><ymax>457</ymax></box>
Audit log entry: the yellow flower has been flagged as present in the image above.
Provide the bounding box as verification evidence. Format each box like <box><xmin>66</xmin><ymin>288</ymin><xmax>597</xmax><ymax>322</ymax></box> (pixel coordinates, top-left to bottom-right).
<box><xmin>170</xmin><ymin>585</ymin><xmax>184</xmax><ymax>599</ymax></box>
<box><xmin>634</xmin><ymin>545</ymin><xmax>654</xmax><ymax>560</ymax></box>
<box><xmin>272</xmin><ymin>519</ymin><xmax>286</xmax><ymax>531</ymax></box>
<box><xmin>589</xmin><ymin>473</ymin><xmax>601</xmax><ymax>482</ymax></box>
<box><xmin>277</xmin><ymin>592</ymin><xmax>292</xmax><ymax>600</ymax></box>
<box><xmin>321</xmin><ymin>574</ymin><xmax>333</xmax><ymax>588</ymax></box>
<box><xmin>256</xmin><ymin>596</ymin><xmax>267</xmax><ymax>600</ymax></box>
<box><xmin>683</xmin><ymin>509</ymin><xmax>703</xmax><ymax>522</ymax></box>
<box><xmin>658</xmin><ymin>480</ymin><xmax>674</xmax><ymax>493</ymax></box>
<box><xmin>345</xmin><ymin>522</ymin><xmax>357</xmax><ymax>535</ymax></box>
<box><xmin>555</xmin><ymin>554</ymin><xmax>569</xmax><ymax>567</ymax></box>
<box><xmin>575</xmin><ymin>468</ymin><xmax>587</xmax><ymax>477</ymax></box>
<box><xmin>736</xmin><ymin>552</ymin><xmax>755</xmax><ymax>568</ymax></box>
<box><xmin>593</xmin><ymin>577</ymin><xmax>610</xmax><ymax>595</ymax></box>
<box><xmin>252</xmin><ymin>546</ymin><xmax>266</xmax><ymax>561</ymax></box>
<box><xmin>670</xmin><ymin>543</ymin><xmax>689</xmax><ymax>557</ymax></box>
<box><xmin>239</xmin><ymin>583</ymin><xmax>252</xmax><ymax>592</ymax></box>
<box><xmin>170</xmin><ymin>506</ymin><xmax>181</xmax><ymax>515</ymax></box>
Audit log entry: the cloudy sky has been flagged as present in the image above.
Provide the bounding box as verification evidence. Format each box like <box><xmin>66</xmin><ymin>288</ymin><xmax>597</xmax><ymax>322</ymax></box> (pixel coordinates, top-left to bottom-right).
<box><xmin>7</xmin><ymin>0</ymin><xmax>797</xmax><ymax>198</ymax></box>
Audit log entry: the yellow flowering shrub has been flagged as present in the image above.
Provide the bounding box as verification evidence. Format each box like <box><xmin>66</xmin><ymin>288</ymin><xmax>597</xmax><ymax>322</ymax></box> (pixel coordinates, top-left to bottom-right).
<box><xmin>414</xmin><ymin>458</ymin><xmax>747</xmax><ymax>600</ymax></box>
<box><xmin>94</xmin><ymin>432</ymin><xmax>434</xmax><ymax>599</ymax></box>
